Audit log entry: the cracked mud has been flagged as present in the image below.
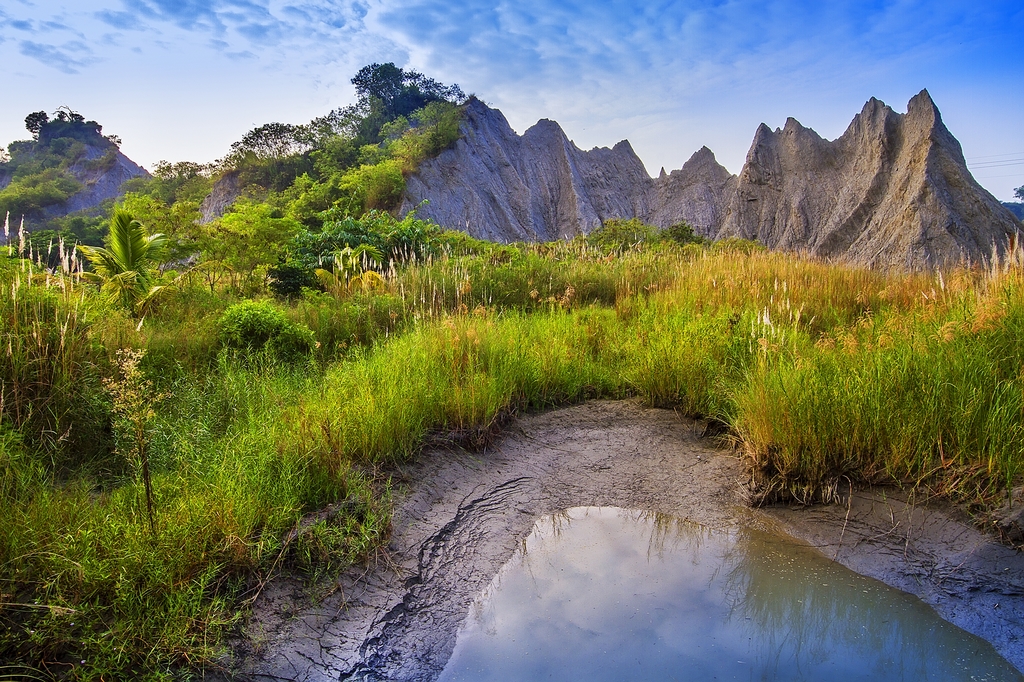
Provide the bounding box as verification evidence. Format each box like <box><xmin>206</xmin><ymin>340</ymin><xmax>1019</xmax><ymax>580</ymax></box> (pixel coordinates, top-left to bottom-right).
<box><xmin>223</xmin><ymin>400</ymin><xmax>1024</xmax><ymax>680</ymax></box>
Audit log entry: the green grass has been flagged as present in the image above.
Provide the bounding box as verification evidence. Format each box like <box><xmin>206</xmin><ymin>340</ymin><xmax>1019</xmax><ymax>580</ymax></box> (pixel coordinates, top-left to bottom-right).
<box><xmin>2</xmin><ymin>241</ymin><xmax>1024</xmax><ymax>677</ymax></box>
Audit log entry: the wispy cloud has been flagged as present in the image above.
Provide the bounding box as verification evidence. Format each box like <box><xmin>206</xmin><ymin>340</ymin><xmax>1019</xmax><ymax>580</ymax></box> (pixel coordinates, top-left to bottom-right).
<box><xmin>19</xmin><ymin>39</ymin><xmax>93</xmax><ymax>73</ymax></box>
<box><xmin>95</xmin><ymin>9</ymin><xmax>146</xmax><ymax>30</ymax></box>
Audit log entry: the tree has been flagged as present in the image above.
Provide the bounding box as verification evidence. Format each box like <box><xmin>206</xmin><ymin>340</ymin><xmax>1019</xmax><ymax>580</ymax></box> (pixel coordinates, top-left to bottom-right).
<box><xmin>25</xmin><ymin>111</ymin><xmax>49</xmax><ymax>136</ymax></box>
<box><xmin>229</xmin><ymin>122</ymin><xmax>308</xmax><ymax>161</ymax></box>
<box><xmin>352</xmin><ymin>63</ymin><xmax>464</xmax><ymax>120</ymax></box>
<box><xmin>52</xmin><ymin>106</ymin><xmax>85</xmax><ymax>123</ymax></box>
<box><xmin>1015</xmin><ymin>185</ymin><xmax>1023</xmax><ymax>201</ymax></box>
<box><xmin>78</xmin><ymin>209</ymin><xmax>167</xmax><ymax>315</ymax></box>
<box><xmin>199</xmin><ymin>199</ymin><xmax>300</xmax><ymax>293</ymax></box>
<box><xmin>347</xmin><ymin>63</ymin><xmax>465</xmax><ymax>144</ymax></box>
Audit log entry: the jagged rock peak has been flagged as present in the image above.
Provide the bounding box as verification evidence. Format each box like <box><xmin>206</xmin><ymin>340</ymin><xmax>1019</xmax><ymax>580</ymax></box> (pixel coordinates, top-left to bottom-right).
<box><xmin>680</xmin><ymin>146</ymin><xmax>728</xmax><ymax>176</ymax></box>
<box><xmin>400</xmin><ymin>99</ymin><xmax>652</xmax><ymax>242</ymax></box>
<box><xmin>648</xmin><ymin>146</ymin><xmax>736</xmax><ymax>237</ymax></box>
<box><xmin>719</xmin><ymin>90</ymin><xmax>1018</xmax><ymax>268</ymax></box>
<box><xmin>400</xmin><ymin>92</ymin><xmax>1015</xmax><ymax>270</ymax></box>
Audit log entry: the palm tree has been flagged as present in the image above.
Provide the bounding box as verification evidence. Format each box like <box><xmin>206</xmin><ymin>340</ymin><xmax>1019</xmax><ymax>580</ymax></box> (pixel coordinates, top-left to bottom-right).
<box><xmin>78</xmin><ymin>209</ymin><xmax>167</xmax><ymax>315</ymax></box>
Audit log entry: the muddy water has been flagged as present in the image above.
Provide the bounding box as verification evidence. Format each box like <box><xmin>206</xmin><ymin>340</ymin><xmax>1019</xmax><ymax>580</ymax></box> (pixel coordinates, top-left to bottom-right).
<box><xmin>437</xmin><ymin>507</ymin><xmax>1022</xmax><ymax>682</ymax></box>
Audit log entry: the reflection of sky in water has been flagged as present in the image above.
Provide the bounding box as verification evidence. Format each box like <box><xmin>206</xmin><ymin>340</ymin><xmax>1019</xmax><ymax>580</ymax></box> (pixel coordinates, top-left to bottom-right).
<box><xmin>437</xmin><ymin>507</ymin><xmax>1023</xmax><ymax>682</ymax></box>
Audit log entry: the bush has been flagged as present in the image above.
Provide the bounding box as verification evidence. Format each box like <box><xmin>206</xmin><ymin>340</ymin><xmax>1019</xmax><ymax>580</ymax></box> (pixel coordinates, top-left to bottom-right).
<box><xmin>340</xmin><ymin>160</ymin><xmax>406</xmax><ymax>212</ymax></box>
<box><xmin>660</xmin><ymin>221</ymin><xmax>707</xmax><ymax>246</ymax></box>
<box><xmin>588</xmin><ymin>218</ymin><xmax>657</xmax><ymax>253</ymax></box>
<box><xmin>217</xmin><ymin>300</ymin><xmax>315</xmax><ymax>360</ymax></box>
<box><xmin>269</xmin><ymin>257</ymin><xmax>319</xmax><ymax>298</ymax></box>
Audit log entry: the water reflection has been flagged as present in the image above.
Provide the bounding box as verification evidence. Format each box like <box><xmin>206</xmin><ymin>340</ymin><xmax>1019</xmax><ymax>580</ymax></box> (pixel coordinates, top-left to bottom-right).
<box><xmin>437</xmin><ymin>507</ymin><xmax>1021</xmax><ymax>682</ymax></box>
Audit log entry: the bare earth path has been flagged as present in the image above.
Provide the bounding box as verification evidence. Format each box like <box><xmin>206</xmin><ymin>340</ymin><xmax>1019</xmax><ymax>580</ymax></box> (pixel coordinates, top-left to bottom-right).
<box><xmin>226</xmin><ymin>400</ymin><xmax>1024</xmax><ymax>681</ymax></box>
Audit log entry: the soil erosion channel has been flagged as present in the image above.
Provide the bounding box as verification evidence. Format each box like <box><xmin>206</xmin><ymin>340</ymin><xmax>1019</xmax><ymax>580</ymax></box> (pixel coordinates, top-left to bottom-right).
<box><xmin>236</xmin><ymin>401</ymin><xmax>1024</xmax><ymax>680</ymax></box>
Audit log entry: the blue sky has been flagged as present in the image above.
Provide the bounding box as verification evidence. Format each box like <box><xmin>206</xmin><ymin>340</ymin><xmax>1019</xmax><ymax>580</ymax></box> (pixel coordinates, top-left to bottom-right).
<box><xmin>1</xmin><ymin>1</ymin><xmax>1022</xmax><ymax>200</ymax></box>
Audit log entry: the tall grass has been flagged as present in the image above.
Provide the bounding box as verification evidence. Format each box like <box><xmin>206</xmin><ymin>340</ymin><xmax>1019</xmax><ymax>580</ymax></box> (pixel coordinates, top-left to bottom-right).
<box><xmin>1</xmin><ymin>359</ymin><xmax>388</xmax><ymax>679</ymax></box>
<box><xmin>735</xmin><ymin>265</ymin><xmax>1024</xmax><ymax>505</ymax></box>
<box><xmin>0</xmin><ymin>253</ymin><xmax>112</xmax><ymax>469</ymax></box>
<box><xmin>2</xmin><ymin>239</ymin><xmax>1024</xmax><ymax>677</ymax></box>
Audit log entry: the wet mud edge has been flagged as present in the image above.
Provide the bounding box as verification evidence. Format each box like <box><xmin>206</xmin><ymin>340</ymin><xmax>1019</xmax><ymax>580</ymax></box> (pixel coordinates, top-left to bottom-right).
<box><xmin>219</xmin><ymin>400</ymin><xmax>1024</xmax><ymax>681</ymax></box>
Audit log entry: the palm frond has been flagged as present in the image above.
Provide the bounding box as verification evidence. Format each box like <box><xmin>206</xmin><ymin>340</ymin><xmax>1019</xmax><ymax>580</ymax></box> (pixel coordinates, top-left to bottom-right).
<box><xmin>75</xmin><ymin>209</ymin><xmax>170</xmax><ymax>316</ymax></box>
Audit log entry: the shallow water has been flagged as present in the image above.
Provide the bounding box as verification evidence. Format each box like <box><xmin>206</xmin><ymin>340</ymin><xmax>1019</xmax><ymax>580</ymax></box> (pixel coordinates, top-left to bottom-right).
<box><xmin>437</xmin><ymin>507</ymin><xmax>1023</xmax><ymax>682</ymax></box>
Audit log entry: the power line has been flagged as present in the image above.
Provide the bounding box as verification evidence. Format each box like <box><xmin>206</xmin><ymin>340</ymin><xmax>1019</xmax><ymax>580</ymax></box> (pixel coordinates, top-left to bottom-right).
<box><xmin>968</xmin><ymin>159</ymin><xmax>1024</xmax><ymax>170</ymax></box>
<box><xmin>966</xmin><ymin>151</ymin><xmax>1024</xmax><ymax>161</ymax></box>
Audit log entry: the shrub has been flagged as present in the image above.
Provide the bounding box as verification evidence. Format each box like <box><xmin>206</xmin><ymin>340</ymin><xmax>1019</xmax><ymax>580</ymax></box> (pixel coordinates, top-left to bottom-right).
<box><xmin>340</xmin><ymin>160</ymin><xmax>405</xmax><ymax>212</ymax></box>
<box><xmin>269</xmin><ymin>257</ymin><xmax>318</xmax><ymax>298</ymax></box>
<box><xmin>588</xmin><ymin>218</ymin><xmax>657</xmax><ymax>253</ymax></box>
<box><xmin>217</xmin><ymin>299</ymin><xmax>315</xmax><ymax>360</ymax></box>
<box><xmin>660</xmin><ymin>221</ymin><xmax>707</xmax><ymax>246</ymax></box>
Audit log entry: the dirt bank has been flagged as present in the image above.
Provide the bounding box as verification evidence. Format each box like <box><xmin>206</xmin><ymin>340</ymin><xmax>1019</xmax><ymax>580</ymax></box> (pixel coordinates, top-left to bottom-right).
<box><xmin>227</xmin><ymin>400</ymin><xmax>1024</xmax><ymax>680</ymax></box>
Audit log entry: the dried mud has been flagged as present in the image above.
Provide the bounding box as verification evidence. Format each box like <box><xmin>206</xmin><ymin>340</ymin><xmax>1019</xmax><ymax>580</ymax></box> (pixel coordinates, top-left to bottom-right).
<box><xmin>223</xmin><ymin>400</ymin><xmax>1024</xmax><ymax>680</ymax></box>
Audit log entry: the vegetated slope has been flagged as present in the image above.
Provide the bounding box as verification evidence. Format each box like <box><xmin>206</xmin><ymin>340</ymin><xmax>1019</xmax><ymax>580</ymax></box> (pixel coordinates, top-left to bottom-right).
<box><xmin>402</xmin><ymin>91</ymin><xmax>1019</xmax><ymax>268</ymax></box>
<box><xmin>0</xmin><ymin>112</ymin><xmax>148</xmax><ymax>232</ymax></box>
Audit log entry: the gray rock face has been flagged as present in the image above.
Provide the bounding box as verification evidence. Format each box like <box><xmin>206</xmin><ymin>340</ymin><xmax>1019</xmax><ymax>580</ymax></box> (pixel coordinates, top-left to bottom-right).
<box><xmin>648</xmin><ymin>146</ymin><xmax>737</xmax><ymax>238</ymax></box>
<box><xmin>199</xmin><ymin>171</ymin><xmax>242</xmax><ymax>224</ymax></box>
<box><xmin>63</xmin><ymin>145</ymin><xmax>148</xmax><ymax>215</ymax></box>
<box><xmin>719</xmin><ymin>90</ymin><xmax>1019</xmax><ymax>268</ymax></box>
<box><xmin>402</xmin><ymin>91</ymin><xmax>1018</xmax><ymax>268</ymax></box>
<box><xmin>400</xmin><ymin>98</ymin><xmax>652</xmax><ymax>242</ymax></box>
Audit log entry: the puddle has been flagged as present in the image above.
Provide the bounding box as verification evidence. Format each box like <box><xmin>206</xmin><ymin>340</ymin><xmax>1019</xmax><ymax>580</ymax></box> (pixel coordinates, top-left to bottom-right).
<box><xmin>437</xmin><ymin>507</ymin><xmax>1023</xmax><ymax>682</ymax></box>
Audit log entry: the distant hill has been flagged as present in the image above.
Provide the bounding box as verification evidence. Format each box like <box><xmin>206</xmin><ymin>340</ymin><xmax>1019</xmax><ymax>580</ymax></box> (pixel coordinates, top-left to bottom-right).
<box><xmin>1004</xmin><ymin>202</ymin><xmax>1024</xmax><ymax>221</ymax></box>
<box><xmin>0</xmin><ymin>109</ymin><xmax>149</xmax><ymax>243</ymax></box>
<box><xmin>402</xmin><ymin>92</ymin><xmax>1020</xmax><ymax>269</ymax></box>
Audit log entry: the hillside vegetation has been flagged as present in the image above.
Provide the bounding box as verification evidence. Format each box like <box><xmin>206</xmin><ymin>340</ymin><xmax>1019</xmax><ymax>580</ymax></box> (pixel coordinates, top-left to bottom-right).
<box><xmin>0</xmin><ymin>107</ymin><xmax>130</xmax><ymax>248</ymax></box>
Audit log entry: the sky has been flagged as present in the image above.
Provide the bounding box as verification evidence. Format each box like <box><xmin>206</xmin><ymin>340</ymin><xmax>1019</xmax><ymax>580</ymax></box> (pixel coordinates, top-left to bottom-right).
<box><xmin>1</xmin><ymin>1</ymin><xmax>1022</xmax><ymax>201</ymax></box>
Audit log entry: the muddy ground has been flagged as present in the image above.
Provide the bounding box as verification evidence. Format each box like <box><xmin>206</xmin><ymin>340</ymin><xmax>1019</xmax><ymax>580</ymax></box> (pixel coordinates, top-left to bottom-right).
<box><xmin>223</xmin><ymin>400</ymin><xmax>1024</xmax><ymax>681</ymax></box>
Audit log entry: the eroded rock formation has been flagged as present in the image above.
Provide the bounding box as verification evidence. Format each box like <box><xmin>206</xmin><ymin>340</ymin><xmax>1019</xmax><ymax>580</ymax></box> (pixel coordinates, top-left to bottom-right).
<box><xmin>648</xmin><ymin>146</ymin><xmax>737</xmax><ymax>239</ymax></box>
<box><xmin>718</xmin><ymin>90</ymin><xmax>1019</xmax><ymax>268</ymax></box>
<box><xmin>400</xmin><ymin>99</ymin><xmax>652</xmax><ymax>242</ymax></box>
<box><xmin>199</xmin><ymin>171</ymin><xmax>242</xmax><ymax>224</ymax></box>
<box><xmin>59</xmin><ymin>146</ymin><xmax>148</xmax><ymax>216</ymax></box>
<box><xmin>402</xmin><ymin>91</ymin><xmax>1019</xmax><ymax>268</ymax></box>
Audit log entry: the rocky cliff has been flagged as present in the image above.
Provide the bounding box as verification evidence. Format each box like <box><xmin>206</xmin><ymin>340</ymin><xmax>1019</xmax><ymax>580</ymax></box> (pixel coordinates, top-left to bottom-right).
<box><xmin>647</xmin><ymin>146</ymin><xmax>737</xmax><ymax>239</ymax></box>
<box><xmin>58</xmin><ymin>145</ymin><xmax>149</xmax><ymax>217</ymax></box>
<box><xmin>199</xmin><ymin>171</ymin><xmax>242</xmax><ymax>224</ymax></box>
<box><xmin>400</xmin><ymin>98</ymin><xmax>652</xmax><ymax>242</ymax></box>
<box><xmin>718</xmin><ymin>90</ymin><xmax>1018</xmax><ymax>268</ymax></box>
<box><xmin>11</xmin><ymin>142</ymin><xmax>149</xmax><ymax>227</ymax></box>
<box><xmin>402</xmin><ymin>91</ymin><xmax>1018</xmax><ymax>268</ymax></box>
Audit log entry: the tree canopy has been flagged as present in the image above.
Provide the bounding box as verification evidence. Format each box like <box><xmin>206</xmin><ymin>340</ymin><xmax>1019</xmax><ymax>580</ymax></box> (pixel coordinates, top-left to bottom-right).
<box><xmin>351</xmin><ymin>62</ymin><xmax>465</xmax><ymax>123</ymax></box>
<box><xmin>25</xmin><ymin>111</ymin><xmax>49</xmax><ymax>136</ymax></box>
